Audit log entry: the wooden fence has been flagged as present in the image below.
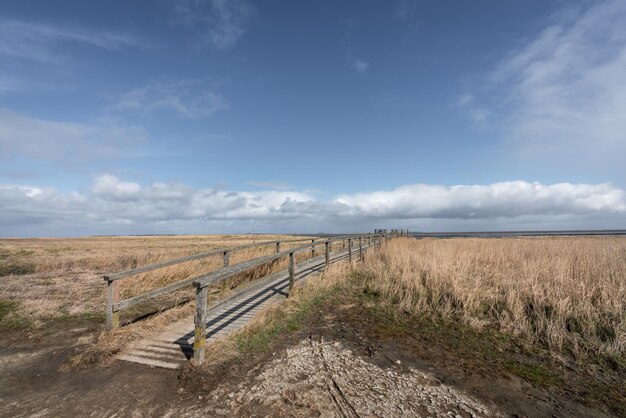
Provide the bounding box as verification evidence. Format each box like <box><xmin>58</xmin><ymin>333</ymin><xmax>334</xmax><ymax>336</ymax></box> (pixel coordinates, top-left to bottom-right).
<box><xmin>104</xmin><ymin>230</ymin><xmax>406</xmax><ymax>357</ymax></box>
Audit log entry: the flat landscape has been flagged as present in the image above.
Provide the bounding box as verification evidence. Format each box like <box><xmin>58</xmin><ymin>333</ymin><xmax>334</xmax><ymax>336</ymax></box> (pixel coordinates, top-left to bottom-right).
<box><xmin>1</xmin><ymin>235</ymin><xmax>624</xmax><ymax>417</ymax></box>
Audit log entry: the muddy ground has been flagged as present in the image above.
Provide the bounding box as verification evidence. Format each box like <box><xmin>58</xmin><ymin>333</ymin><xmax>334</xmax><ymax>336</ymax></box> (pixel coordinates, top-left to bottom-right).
<box><xmin>0</xmin><ymin>301</ymin><xmax>622</xmax><ymax>417</ymax></box>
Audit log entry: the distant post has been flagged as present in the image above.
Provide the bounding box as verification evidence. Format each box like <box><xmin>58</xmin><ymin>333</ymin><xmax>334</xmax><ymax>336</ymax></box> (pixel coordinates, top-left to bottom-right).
<box><xmin>276</xmin><ymin>241</ymin><xmax>281</xmax><ymax>254</ymax></box>
<box><xmin>288</xmin><ymin>252</ymin><xmax>296</xmax><ymax>294</ymax></box>
<box><xmin>325</xmin><ymin>240</ymin><xmax>330</xmax><ymax>267</ymax></box>
<box><xmin>348</xmin><ymin>238</ymin><xmax>352</xmax><ymax>263</ymax></box>
<box><xmin>311</xmin><ymin>239</ymin><xmax>316</xmax><ymax>258</ymax></box>
<box><xmin>223</xmin><ymin>250</ymin><xmax>230</xmax><ymax>267</ymax></box>
<box><xmin>359</xmin><ymin>237</ymin><xmax>363</xmax><ymax>261</ymax></box>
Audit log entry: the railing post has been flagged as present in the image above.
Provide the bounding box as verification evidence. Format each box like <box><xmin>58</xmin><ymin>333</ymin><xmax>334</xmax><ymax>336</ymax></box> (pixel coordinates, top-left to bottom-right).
<box><xmin>276</xmin><ymin>241</ymin><xmax>281</xmax><ymax>254</ymax></box>
<box><xmin>288</xmin><ymin>252</ymin><xmax>296</xmax><ymax>294</ymax></box>
<box><xmin>193</xmin><ymin>284</ymin><xmax>208</xmax><ymax>363</ymax></box>
<box><xmin>359</xmin><ymin>237</ymin><xmax>363</xmax><ymax>261</ymax></box>
<box><xmin>348</xmin><ymin>238</ymin><xmax>352</xmax><ymax>263</ymax></box>
<box><xmin>106</xmin><ymin>278</ymin><xmax>120</xmax><ymax>330</ymax></box>
<box><xmin>223</xmin><ymin>250</ymin><xmax>230</xmax><ymax>267</ymax></box>
<box><xmin>325</xmin><ymin>240</ymin><xmax>330</xmax><ymax>267</ymax></box>
<box><xmin>311</xmin><ymin>239</ymin><xmax>315</xmax><ymax>258</ymax></box>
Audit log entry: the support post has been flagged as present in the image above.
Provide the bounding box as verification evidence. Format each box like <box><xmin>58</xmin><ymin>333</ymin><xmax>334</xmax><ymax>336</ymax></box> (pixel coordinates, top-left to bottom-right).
<box><xmin>194</xmin><ymin>285</ymin><xmax>208</xmax><ymax>363</ymax></box>
<box><xmin>325</xmin><ymin>240</ymin><xmax>330</xmax><ymax>267</ymax></box>
<box><xmin>106</xmin><ymin>278</ymin><xmax>120</xmax><ymax>330</ymax></box>
<box><xmin>288</xmin><ymin>252</ymin><xmax>296</xmax><ymax>294</ymax></box>
<box><xmin>223</xmin><ymin>250</ymin><xmax>230</xmax><ymax>267</ymax></box>
<box><xmin>348</xmin><ymin>238</ymin><xmax>352</xmax><ymax>263</ymax></box>
<box><xmin>276</xmin><ymin>241</ymin><xmax>281</xmax><ymax>254</ymax></box>
<box><xmin>359</xmin><ymin>237</ymin><xmax>363</xmax><ymax>261</ymax></box>
<box><xmin>311</xmin><ymin>239</ymin><xmax>315</xmax><ymax>258</ymax></box>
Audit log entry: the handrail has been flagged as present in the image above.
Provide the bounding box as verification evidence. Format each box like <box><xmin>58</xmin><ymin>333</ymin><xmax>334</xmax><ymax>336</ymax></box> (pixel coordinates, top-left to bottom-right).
<box><xmin>192</xmin><ymin>233</ymin><xmax>388</xmax><ymax>362</ymax></box>
<box><xmin>104</xmin><ymin>236</ymin><xmax>324</xmax><ymax>281</ymax></box>
<box><xmin>105</xmin><ymin>231</ymin><xmax>401</xmax><ymax>330</ymax></box>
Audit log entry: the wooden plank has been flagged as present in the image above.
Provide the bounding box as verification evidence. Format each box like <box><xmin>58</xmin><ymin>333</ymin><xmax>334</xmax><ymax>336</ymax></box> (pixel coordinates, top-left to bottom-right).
<box><xmin>104</xmin><ymin>236</ymin><xmax>323</xmax><ymax>281</ymax></box>
<box><xmin>106</xmin><ymin>279</ymin><xmax>120</xmax><ymax>330</ymax></box>
<box><xmin>359</xmin><ymin>237</ymin><xmax>363</xmax><ymax>261</ymax></box>
<box><xmin>111</xmin><ymin>234</ymin><xmax>381</xmax><ymax>316</ymax></box>
<box><xmin>116</xmin><ymin>241</ymin><xmax>334</xmax><ymax>311</ymax></box>
<box><xmin>288</xmin><ymin>252</ymin><xmax>295</xmax><ymax>294</ymax></box>
<box><xmin>325</xmin><ymin>241</ymin><xmax>330</xmax><ymax>267</ymax></box>
<box><xmin>348</xmin><ymin>238</ymin><xmax>352</xmax><ymax>263</ymax></box>
<box><xmin>193</xmin><ymin>286</ymin><xmax>208</xmax><ymax>363</ymax></box>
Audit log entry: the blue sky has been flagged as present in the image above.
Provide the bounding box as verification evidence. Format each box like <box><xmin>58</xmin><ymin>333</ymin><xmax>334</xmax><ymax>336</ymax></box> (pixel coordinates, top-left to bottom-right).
<box><xmin>1</xmin><ymin>0</ymin><xmax>625</xmax><ymax>236</ymax></box>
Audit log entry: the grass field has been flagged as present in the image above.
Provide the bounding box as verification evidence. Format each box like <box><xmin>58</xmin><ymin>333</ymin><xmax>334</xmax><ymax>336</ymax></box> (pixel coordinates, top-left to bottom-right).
<box><xmin>0</xmin><ymin>234</ymin><xmax>311</xmax><ymax>332</ymax></box>
<box><xmin>2</xmin><ymin>234</ymin><xmax>625</xmax><ymax>415</ymax></box>
<box><xmin>2</xmin><ymin>234</ymin><xmax>624</xmax><ymax>361</ymax></box>
<box><xmin>360</xmin><ymin>237</ymin><xmax>626</xmax><ymax>360</ymax></box>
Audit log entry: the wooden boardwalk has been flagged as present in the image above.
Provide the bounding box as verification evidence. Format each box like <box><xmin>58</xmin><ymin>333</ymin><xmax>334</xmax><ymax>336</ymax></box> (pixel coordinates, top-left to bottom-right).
<box><xmin>117</xmin><ymin>249</ymin><xmax>354</xmax><ymax>369</ymax></box>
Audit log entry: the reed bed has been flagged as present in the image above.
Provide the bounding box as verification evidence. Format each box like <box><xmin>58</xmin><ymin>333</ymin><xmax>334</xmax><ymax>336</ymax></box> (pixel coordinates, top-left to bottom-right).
<box><xmin>0</xmin><ymin>234</ymin><xmax>312</xmax><ymax>323</ymax></box>
<box><xmin>358</xmin><ymin>237</ymin><xmax>626</xmax><ymax>358</ymax></box>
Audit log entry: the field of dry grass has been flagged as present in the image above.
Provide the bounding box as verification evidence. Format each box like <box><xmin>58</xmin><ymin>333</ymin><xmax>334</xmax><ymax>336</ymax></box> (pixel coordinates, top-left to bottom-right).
<box><xmin>3</xmin><ymin>234</ymin><xmax>624</xmax><ymax>368</ymax></box>
<box><xmin>358</xmin><ymin>237</ymin><xmax>626</xmax><ymax>359</ymax></box>
<box><xmin>0</xmin><ymin>234</ymin><xmax>313</xmax><ymax>329</ymax></box>
<box><xmin>192</xmin><ymin>236</ymin><xmax>625</xmax><ymax>417</ymax></box>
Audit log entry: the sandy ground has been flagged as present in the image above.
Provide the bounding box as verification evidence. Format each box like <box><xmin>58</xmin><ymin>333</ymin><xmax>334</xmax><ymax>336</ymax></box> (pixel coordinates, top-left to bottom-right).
<box><xmin>175</xmin><ymin>336</ymin><xmax>499</xmax><ymax>417</ymax></box>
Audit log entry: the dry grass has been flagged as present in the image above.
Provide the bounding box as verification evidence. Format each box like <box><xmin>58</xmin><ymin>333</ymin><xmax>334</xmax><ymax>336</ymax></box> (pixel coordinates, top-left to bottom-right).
<box><xmin>357</xmin><ymin>237</ymin><xmax>626</xmax><ymax>358</ymax></box>
<box><xmin>0</xmin><ymin>234</ymin><xmax>313</xmax><ymax>325</ymax></box>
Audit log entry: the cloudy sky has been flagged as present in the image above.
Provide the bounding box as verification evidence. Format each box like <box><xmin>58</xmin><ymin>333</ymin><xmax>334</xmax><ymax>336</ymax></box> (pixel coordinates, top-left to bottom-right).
<box><xmin>1</xmin><ymin>0</ymin><xmax>625</xmax><ymax>236</ymax></box>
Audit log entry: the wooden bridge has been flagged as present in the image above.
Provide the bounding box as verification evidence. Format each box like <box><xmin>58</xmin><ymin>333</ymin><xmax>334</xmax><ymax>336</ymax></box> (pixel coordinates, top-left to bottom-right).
<box><xmin>104</xmin><ymin>231</ymin><xmax>405</xmax><ymax>369</ymax></box>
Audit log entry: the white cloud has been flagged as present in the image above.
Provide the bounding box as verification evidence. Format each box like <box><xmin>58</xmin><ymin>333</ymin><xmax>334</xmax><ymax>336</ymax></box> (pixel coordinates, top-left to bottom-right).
<box><xmin>490</xmin><ymin>0</ymin><xmax>626</xmax><ymax>158</ymax></box>
<box><xmin>0</xmin><ymin>19</ymin><xmax>140</xmax><ymax>62</ymax></box>
<box><xmin>1</xmin><ymin>176</ymin><xmax>625</xmax><ymax>236</ymax></box>
<box><xmin>92</xmin><ymin>175</ymin><xmax>141</xmax><ymax>200</ymax></box>
<box><xmin>352</xmin><ymin>59</ymin><xmax>369</xmax><ymax>73</ymax></box>
<box><xmin>172</xmin><ymin>0</ymin><xmax>254</xmax><ymax>49</ymax></box>
<box><xmin>115</xmin><ymin>79</ymin><xmax>228</xmax><ymax>118</ymax></box>
<box><xmin>0</xmin><ymin>108</ymin><xmax>147</xmax><ymax>161</ymax></box>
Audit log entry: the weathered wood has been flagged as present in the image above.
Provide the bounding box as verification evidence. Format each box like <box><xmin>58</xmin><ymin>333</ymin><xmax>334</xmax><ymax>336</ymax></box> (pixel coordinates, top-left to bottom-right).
<box><xmin>275</xmin><ymin>241</ymin><xmax>281</xmax><ymax>254</ymax></box>
<box><xmin>193</xmin><ymin>286</ymin><xmax>208</xmax><ymax>363</ymax></box>
<box><xmin>106</xmin><ymin>279</ymin><xmax>120</xmax><ymax>330</ymax></box>
<box><xmin>104</xmin><ymin>237</ymin><xmax>322</xmax><ymax>281</ymax></box>
<box><xmin>117</xmin><ymin>249</ymin><xmax>288</xmax><ymax>311</ymax></box>
<box><xmin>348</xmin><ymin>238</ymin><xmax>352</xmax><ymax>263</ymax></box>
<box><xmin>325</xmin><ymin>241</ymin><xmax>330</xmax><ymax>267</ymax></box>
<box><xmin>288</xmin><ymin>252</ymin><xmax>295</xmax><ymax>294</ymax></box>
<box><xmin>359</xmin><ymin>237</ymin><xmax>363</xmax><ymax>261</ymax></box>
<box><xmin>108</xmin><ymin>233</ymin><xmax>381</xmax><ymax>330</ymax></box>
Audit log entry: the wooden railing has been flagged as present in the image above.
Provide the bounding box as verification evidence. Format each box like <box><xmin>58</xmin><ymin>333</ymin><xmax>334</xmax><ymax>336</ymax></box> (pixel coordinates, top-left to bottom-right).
<box><xmin>104</xmin><ymin>230</ymin><xmax>406</xmax><ymax>332</ymax></box>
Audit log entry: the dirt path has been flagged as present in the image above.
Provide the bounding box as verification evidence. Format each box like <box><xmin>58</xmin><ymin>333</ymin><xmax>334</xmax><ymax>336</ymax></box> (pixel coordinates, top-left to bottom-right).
<box><xmin>0</xmin><ymin>324</ymin><xmax>179</xmax><ymax>417</ymax></box>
